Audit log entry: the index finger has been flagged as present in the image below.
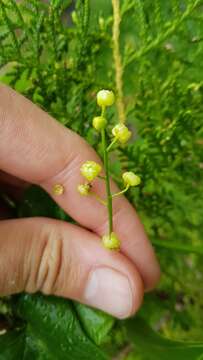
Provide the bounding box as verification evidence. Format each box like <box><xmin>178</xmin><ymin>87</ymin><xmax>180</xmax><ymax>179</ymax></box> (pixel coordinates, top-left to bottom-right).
<box><xmin>0</xmin><ymin>84</ymin><xmax>160</xmax><ymax>290</ymax></box>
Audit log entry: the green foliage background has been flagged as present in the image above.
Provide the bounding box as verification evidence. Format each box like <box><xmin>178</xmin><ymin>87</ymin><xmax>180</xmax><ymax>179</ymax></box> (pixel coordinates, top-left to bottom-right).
<box><xmin>0</xmin><ymin>0</ymin><xmax>203</xmax><ymax>359</ymax></box>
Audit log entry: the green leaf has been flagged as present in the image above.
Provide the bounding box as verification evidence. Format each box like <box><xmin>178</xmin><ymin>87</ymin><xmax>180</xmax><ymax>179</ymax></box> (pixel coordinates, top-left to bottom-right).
<box><xmin>74</xmin><ymin>303</ymin><xmax>115</xmax><ymax>346</ymax></box>
<box><xmin>0</xmin><ymin>295</ymin><xmax>109</xmax><ymax>360</ymax></box>
<box><xmin>126</xmin><ymin>317</ymin><xmax>203</xmax><ymax>360</ymax></box>
<box><xmin>0</xmin><ymin>330</ymin><xmax>25</xmax><ymax>360</ymax></box>
<box><xmin>15</xmin><ymin>293</ymin><xmax>107</xmax><ymax>360</ymax></box>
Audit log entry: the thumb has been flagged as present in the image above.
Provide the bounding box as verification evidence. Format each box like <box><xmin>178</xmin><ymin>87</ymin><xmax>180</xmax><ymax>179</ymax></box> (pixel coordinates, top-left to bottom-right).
<box><xmin>0</xmin><ymin>218</ymin><xmax>143</xmax><ymax>319</ymax></box>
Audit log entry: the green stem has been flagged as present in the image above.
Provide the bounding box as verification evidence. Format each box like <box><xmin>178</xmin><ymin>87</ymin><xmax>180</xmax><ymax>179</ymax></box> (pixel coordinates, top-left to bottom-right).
<box><xmin>152</xmin><ymin>239</ymin><xmax>203</xmax><ymax>256</ymax></box>
<box><xmin>112</xmin><ymin>185</ymin><xmax>130</xmax><ymax>197</ymax></box>
<box><xmin>107</xmin><ymin>137</ymin><xmax>118</xmax><ymax>152</ymax></box>
<box><xmin>101</xmin><ymin>129</ymin><xmax>113</xmax><ymax>235</ymax></box>
<box><xmin>98</xmin><ymin>175</ymin><xmax>106</xmax><ymax>180</ymax></box>
<box><xmin>101</xmin><ymin>105</ymin><xmax>106</xmax><ymax>117</ymax></box>
<box><xmin>90</xmin><ymin>192</ymin><xmax>107</xmax><ymax>206</ymax></box>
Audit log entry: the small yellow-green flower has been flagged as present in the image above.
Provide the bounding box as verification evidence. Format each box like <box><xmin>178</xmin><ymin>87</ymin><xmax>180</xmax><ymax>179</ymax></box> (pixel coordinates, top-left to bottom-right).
<box><xmin>122</xmin><ymin>172</ymin><xmax>141</xmax><ymax>187</ymax></box>
<box><xmin>52</xmin><ymin>184</ymin><xmax>64</xmax><ymax>195</ymax></box>
<box><xmin>92</xmin><ymin>116</ymin><xmax>107</xmax><ymax>131</ymax></box>
<box><xmin>97</xmin><ymin>90</ymin><xmax>115</xmax><ymax>107</ymax></box>
<box><xmin>80</xmin><ymin>161</ymin><xmax>102</xmax><ymax>182</ymax></box>
<box><xmin>77</xmin><ymin>184</ymin><xmax>91</xmax><ymax>196</ymax></box>
<box><xmin>112</xmin><ymin>124</ymin><xmax>132</xmax><ymax>144</ymax></box>
<box><xmin>102</xmin><ymin>232</ymin><xmax>120</xmax><ymax>250</ymax></box>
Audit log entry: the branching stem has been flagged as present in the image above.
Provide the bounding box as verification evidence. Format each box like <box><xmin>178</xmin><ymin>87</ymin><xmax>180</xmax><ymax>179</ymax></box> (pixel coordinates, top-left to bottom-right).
<box><xmin>112</xmin><ymin>185</ymin><xmax>130</xmax><ymax>198</ymax></box>
<box><xmin>90</xmin><ymin>192</ymin><xmax>107</xmax><ymax>206</ymax></box>
<box><xmin>98</xmin><ymin>175</ymin><xmax>106</xmax><ymax>180</ymax></box>
<box><xmin>107</xmin><ymin>137</ymin><xmax>118</xmax><ymax>152</ymax></box>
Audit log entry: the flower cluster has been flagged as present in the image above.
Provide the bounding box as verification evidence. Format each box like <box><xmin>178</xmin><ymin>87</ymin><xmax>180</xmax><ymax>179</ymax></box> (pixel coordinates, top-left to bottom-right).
<box><xmin>97</xmin><ymin>89</ymin><xmax>115</xmax><ymax>107</ymax></box>
<box><xmin>122</xmin><ymin>172</ymin><xmax>141</xmax><ymax>187</ymax></box>
<box><xmin>78</xmin><ymin>90</ymin><xmax>141</xmax><ymax>250</ymax></box>
<box><xmin>77</xmin><ymin>183</ymin><xmax>91</xmax><ymax>196</ymax></box>
<box><xmin>78</xmin><ymin>161</ymin><xmax>101</xmax><ymax>196</ymax></box>
<box><xmin>112</xmin><ymin>123</ymin><xmax>132</xmax><ymax>144</ymax></box>
<box><xmin>102</xmin><ymin>232</ymin><xmax>120</xmax><ymax>251</ymax></box>
<box><xmin>92</xmin><ymin>116</ymin><xmax>107</xmax><ymax>131</ymax></box>
<box><xmin>80</xmin><ymin>161</ymin><xmax>101</xmax><ymax>182</ymax></box>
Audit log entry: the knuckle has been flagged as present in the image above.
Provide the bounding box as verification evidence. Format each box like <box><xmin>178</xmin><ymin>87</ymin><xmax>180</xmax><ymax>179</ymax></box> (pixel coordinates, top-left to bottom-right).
<box><xmin>25</xmin><ymin>224</ymin><xmax>63</xmax><ymax>295</ymax></box>
<box><xmin>40</xmin><ymin>149</ymin><xmax>82</xmax><ymax>188</ymax></box>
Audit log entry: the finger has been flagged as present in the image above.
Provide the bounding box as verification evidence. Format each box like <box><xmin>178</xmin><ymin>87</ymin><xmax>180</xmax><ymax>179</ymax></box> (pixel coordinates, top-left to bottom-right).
<box><xmin>0</xmin><ymin>218</ymin><xmax>143</xmax><ymax>319</ymax></box>
<box><xmin>0</xmin><ymin>84</ymin><xmax>160</xmax><ymax>289</ymax></box>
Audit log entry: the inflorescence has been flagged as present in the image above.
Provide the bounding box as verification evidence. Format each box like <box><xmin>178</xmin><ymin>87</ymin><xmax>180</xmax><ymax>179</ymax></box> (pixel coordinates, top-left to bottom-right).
<box><xmin>78</xmin><ymin>89</ymin><xmax>141</xmax><ymax>250</ymax></box>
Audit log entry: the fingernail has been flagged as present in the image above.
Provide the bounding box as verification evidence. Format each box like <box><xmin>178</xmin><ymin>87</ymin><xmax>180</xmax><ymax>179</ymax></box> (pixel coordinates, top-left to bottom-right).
<box><xmin>84</xmin><ymin>267</ymin><xmax>133</xmax><ymax>319</ymax></box>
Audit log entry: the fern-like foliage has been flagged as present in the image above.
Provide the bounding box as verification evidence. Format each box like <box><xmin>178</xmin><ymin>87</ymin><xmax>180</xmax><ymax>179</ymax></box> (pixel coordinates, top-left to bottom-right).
<box><xmin>0</xmin><ymin>0</ymin><xmax>101</xmax><ymax>134</ymax></box>
<box><xmin>123</xmin><ymin>0</ymin><xmax>203</xmax><ymax>66</ymax></box>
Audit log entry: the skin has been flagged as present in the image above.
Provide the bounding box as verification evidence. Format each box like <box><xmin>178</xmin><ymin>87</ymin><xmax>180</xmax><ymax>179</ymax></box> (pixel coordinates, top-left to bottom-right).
<box><xmin>0</xmin><ymin>84</ymin><xmax>160</xmax><ymax>319</ymax></box>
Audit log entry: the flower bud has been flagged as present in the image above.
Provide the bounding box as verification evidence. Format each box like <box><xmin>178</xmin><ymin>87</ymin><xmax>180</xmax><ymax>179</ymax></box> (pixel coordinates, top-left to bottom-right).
<box><xmin>92</xmin><ymin>116</ymin><xmax>107</xmax><ymax>131</ymax></box>
<box><xmin>97</xmin><ymin>90</ymin><xmax>115</xmax><ymax>107</ymax></box>
<box><xmin>122</xmin><ymin>172</ymin><xmax>141</xmax><ymax>187</ymax></box>
<box><xmin>112</xmin><ymin>124</ymin><xmax>132</xmax><ymax>144</ymax></box>
<box><xmin>52</xmin><ymin>184</ymin><xmax>64</xmax><ymax>195</ymax></box>
<box><xmin>77</xmin><ymin>184</ymin><xmax>91</xmax><ymax>196</ymax></box>
<box><xmin>80</xmin><ymin>161</ymin><xmax>102</xmax><ymax>182</ymax></box>
<box><xmin>102</xmin><ymin>232</ymin><xmax>120</xmax><ymax>250</ymax></box>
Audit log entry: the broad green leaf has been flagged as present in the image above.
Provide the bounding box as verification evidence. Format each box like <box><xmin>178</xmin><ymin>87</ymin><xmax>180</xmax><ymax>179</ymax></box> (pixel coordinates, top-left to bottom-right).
<box><xmin>0</xmin><ymin>330</ymin><xmax>25</xmax><ymax>360</ymax></box>
<box><xmin>74</xmin><ymin>303</ymin><xmax>127</xmax><ymax>355</ymax></box>
<box><xmin>0</xmin><ymin>295</ymin><xmax>108</xmax><ymax>360</ymax></box>
<box><xmin>126</xmin><ymin>317</ymin><xmax>203</xmax><ymax>360</ymax></box>
<box><xmin>74</xmin><ymin>303</ymin><xmax>115</xmax><ymax>346</ymax></box>
<box><xmin>16</xmin><ymin>293</ymin><xmax>108</xmax><ymax>360</ymax></box>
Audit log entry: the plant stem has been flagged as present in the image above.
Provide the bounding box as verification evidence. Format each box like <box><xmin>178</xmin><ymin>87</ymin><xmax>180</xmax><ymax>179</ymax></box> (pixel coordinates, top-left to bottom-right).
<box><xmin>152</xmin><ymin>239</ymin><xmax>203</xmax><ymax>256</ymax></box>
<box><xmin>112</xmin><ymin>185</ymin><xmax>130</xmax><ymax>197</ymax></box>
<box><xmin>101</xmin><ymin>105</ymin><xmax>105</xmax><ymax>117</ymax></box>
<box><xmin>107</xmin><ymin>137</ymin><xmax>118</xmax><ymax>152</ymax></box>
<box><xmin>98</xmin><ymin>175</ymin><xmax>106</xmax><ymax>180</ymax></box>
<box><xmin>101</xmin><ymin>129</ymin><xmax>113</xmax><ymax>235</ymax></box>
<box><xmin>112</xmin><ymin>0</ymin><xmax>126</xmax><ymax>123</ymax></box>
<box><xmin>90</xmin><ymin>192</ymin><xmax>107</xmax><ymax>206</ymax></box>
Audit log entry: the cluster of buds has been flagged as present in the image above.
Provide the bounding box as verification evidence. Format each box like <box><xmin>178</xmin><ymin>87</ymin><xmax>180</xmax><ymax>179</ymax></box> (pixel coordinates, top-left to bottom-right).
<box><xmin>93</xmin><ymin>90</ymin><xmax>132</xmax><ymax>145</ymax></box>
<box><xmin>78</xmin><ymin>90</ymin><xmax>141</xmax><ymax>251</ymax></box>
<box><xmin>122</xmin><ymin>172</ymin><xmax>141</xmax><ymax>187</ymax></box>
<box><xmin>77</xmin><ymin>161</ymin><xmax>101</xmax><ymax>196</ymax></box>
<box><xmin>80</xmin><ymin>161</ymin><xmax>101</xmax><ymax>183</ymax></box>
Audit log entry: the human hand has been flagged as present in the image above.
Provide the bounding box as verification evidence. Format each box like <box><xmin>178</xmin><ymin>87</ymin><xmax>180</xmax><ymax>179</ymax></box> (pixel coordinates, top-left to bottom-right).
<box><xmin>0</xmin><ymin>84</ymin><xmax>160</xmax><ymax>319</ymax></box>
